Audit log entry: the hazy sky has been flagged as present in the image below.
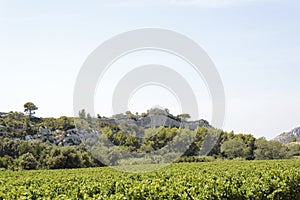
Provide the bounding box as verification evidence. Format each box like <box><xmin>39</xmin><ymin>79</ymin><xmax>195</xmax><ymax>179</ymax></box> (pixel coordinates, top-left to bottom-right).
<box><xmin>1</xmin><ymin>0</ymin><xmax>300</xmax><ymax>139</ymax></box>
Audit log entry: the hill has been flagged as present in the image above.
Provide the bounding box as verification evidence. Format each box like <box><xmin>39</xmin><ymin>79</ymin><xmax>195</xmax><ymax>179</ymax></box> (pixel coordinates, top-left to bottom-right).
<box><xmin>0</xmin><ymin>108</ymin><xmax>210</xmax><ymax>146</ymax></box>
<box><xmin>0</xmin><ymin>106</ymin><xmax>300</xmax><ymax>170</ymax></box>
<box><xmin>273</xmin><ymin>127</ymin><xmax>300</xmax><ymax>144</ymax></box>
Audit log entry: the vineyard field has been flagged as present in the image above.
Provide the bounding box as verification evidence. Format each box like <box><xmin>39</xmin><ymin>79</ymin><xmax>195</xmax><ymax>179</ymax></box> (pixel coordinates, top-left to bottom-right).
<box><xmin>0</xmin><ymin>159</ymin><xmax>299</xmax><ymax>199</ymax></box>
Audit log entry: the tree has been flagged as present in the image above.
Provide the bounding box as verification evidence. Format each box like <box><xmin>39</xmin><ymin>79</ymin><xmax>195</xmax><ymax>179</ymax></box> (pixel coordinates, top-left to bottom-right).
<box><xmin>291</xmin><ymin>137</ymin><xmax>298</xmax><ymax>142</ymax></box>
<box><xmin>288</xmin><ymin>144</ymin><xmax>300</xmax><ymax>157</ymax></box>
<box><xmin>24</xmin><ymin>102</ymin><xmax>38</xmax><ymax>118</ymax></box>
<box><xmin>254</xmin><ymin>137</ymin><xmax>288</xmax><ymax>160</ymax></box>
<box><xmin>87</xmin><ymin>113</ymin><xmax>92</xmax><ymax>123</ymax></box>
<box><xmin>18</xmin><ymin>153</ymin><xmax>38</xmax><ymax>170</ymax></box>
<box><xmin>125</xmin><ymin>111</ymin><xmax>134</xmax><ymax>119</ymax></box>
<box><xmin>46</xmin><ymin>146</ymin><xmax>83</xmax><ymax>169</ymax></box>
<box><xmin>57</xmin><ymin>116</ymin><xmax>75</xmax><ymax>130</ymax></box>
<box><xmin>177</xmin><ymin>113</ymin><xmax>191</xmax><ymax>122</ymax></box>
<box><xmin>0</xmin><ymin>155</ymin><xmax>13</xmax><ymax>169</ymax></box>
<box><xmin>221</xmin><ymin>138</ymin><xmax>246</xmax><ymax>159</ymax></box>
<box><xmin>79</xmin><ymin>109</ymin><xmax>86</xmax><ymax>119</ymax></box>
<box><xmin>141</xmin><ymin>112</ymin><xmax>148</xmax><ymax>117</ymax></box>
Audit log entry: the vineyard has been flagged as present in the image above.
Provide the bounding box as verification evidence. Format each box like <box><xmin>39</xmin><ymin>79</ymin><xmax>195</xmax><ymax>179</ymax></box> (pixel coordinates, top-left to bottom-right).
<box><xmin>0</xmin><ymin>159</ymin><xmax>299</xmax><ymax>199</ymax></box>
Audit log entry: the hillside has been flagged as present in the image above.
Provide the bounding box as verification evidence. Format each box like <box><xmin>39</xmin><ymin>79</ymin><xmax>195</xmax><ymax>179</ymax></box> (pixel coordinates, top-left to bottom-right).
<box><xmin>273</xmin><ymin>127</ymin><xmax>300</xmax><ymax>144</ymax></box>
<box><xmin>0</xmin><ymin>108</ymin><xmax>210</xmax><ymax>146</ymax></box>
<box><xmin>1</xmin><ymin>106</ymin><xmax>300</xmax><ymax>170</ymax></box>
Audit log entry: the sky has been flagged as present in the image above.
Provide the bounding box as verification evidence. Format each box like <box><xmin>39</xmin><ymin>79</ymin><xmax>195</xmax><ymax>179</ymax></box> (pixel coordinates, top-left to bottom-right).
<box><xmin>0</xmin><ymin>0</ymin><xmax>300</xmax><ymax>139</ymax></box>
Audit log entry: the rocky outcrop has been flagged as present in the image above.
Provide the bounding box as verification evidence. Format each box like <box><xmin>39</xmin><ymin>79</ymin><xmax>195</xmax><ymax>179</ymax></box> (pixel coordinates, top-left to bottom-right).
<box><xmin>273</xmin><ymin>127</ymin><xmax>300</xmax><ymax>143</ymax></box>
<box><xmin>39</xmin><ymin>126</ymin><xmax>51</xmax><ymax>135</ymax></box>
<box><xmin>106</xmin><ymin>108</ymin><xmax>211</xmax><ymax>130</ymax></box>
<box><xmin>0</xmin><ymin>112</ymin><xmax>8</xmax><ymax>117</ymax></box>
<box><xmin>1</xmin><ymin>108</ymin><xmax>212</xmax><ymax>146</ymax></box>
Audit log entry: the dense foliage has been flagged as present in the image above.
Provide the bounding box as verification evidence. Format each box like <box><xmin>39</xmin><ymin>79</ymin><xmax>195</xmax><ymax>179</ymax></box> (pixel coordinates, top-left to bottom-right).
<box><xmin>0</xmin><ymin>106</ymin><xmax>300</xmax><ymax>170</ymax></box>
<box><xmin>0</xmin><ymin>139</ymin><xmax>101</xmax><ymax>170</ymax></box>
<box><xmin>0</xmin><ymin>160</ymin><xmax>299</xmax><ymax>199</ymax></box>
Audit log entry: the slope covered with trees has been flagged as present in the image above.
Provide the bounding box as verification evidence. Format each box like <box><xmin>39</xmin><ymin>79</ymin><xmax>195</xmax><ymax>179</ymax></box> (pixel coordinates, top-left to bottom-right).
<box><xmin>0</xmin><ymin>103</ymin><xmax>299</xmax><ymax>170</ymax></box>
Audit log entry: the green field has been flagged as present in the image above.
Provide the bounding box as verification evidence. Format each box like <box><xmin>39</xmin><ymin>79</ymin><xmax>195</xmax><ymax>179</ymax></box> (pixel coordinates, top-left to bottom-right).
<box><xmin>0</xmin><ymin>159</ymin><xmax>299</xmax><ymax>200</ymax></box>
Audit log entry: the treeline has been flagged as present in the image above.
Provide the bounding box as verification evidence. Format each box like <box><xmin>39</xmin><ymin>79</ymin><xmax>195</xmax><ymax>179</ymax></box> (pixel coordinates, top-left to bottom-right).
<box><xmin>1</xmin><ymin>126</ymin><xmax>299</xmax><ymax>170</ymax></box>
<box><xmin>85</xmin><ymin>126</ymin><xmax>300</xmax><ymax>166</ymax></box>
<box><xmin>0</xmin><ymin>111</ymin><xmax>75</xmax><ymax>138</ymax></box>
<box><xmin>1</xmin><ymin>107</ymin><xmax>300</xmax><ymax>170</ymax></box>
<box><xmin>0</xmin><ymin>139</ymin><xmax>101</xmax><ymax>170</ymax></box>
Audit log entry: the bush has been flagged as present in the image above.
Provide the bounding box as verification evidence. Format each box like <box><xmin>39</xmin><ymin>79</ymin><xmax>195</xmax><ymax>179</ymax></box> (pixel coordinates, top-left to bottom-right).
<box><xmin>18</xmin><ymin>153</ymin><xmax>38</xmax><ymax>170</ymax></box>
<box><xmin>0</xmin><ymin>155</ymin><xmax>13</xmax><ymax>169</ymax></box>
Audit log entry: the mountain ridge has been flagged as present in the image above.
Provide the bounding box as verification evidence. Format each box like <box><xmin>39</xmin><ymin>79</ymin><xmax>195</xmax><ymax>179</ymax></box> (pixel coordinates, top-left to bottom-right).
<box><xmin>273</xmin><ymin>127</ymin><xmax>300</xmax><ymax>143</ymax></box>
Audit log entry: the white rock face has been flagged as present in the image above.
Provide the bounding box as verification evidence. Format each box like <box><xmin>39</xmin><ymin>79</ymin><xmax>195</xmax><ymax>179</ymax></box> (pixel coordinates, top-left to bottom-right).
<box><xmin>38</xmin><ymin>126</ymin><xmax>51</xmax><ymax>135</ymax></box>
<box><xmin>104</xmin><ymin>108</ymin><xmax>211</xmax><ymax>130</ymax></box>
<box><xmin>273</xmin><ymin>127</ymin><xmax>300</xmax><ymax>143</ymax></box>
<box><xmin>292</xmin><ymin>128</ymin><xmax>300</xmax><ymax>137</ymax></box>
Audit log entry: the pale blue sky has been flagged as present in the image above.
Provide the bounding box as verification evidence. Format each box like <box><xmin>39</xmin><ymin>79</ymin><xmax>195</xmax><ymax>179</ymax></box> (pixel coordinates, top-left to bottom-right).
<box><xmin>0</xmin><ymin>0</ymin><xmax>300</xmax><ymax>139</ymax></box>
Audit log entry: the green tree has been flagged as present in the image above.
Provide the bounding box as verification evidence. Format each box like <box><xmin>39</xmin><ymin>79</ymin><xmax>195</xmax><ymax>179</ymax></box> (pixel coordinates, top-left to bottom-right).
<box><xmin>125</xmin><ymin>111</ymin><xmax>134</xmax><ymax>119</ymax></box>
<box><xmin>221</xmin><ymin>138</ymin><xmax>246</xmax><ymax>159</ymax></box>
<box><xmin>80</xmin><ymin>152</ymin><xmax>95</xmax><ymax>168</ymax></box>
<box><xmin>47</xmin><ymin>154</ymin><xmax>66</xmax><ymax>169</ymax></box>
<box><xmin>164</xmin><ymin>108</ymin><xmax>170</xmax><ymax>114</ymax></box>
<box><xmin>79</xmin><ymin>109</ymin><xmax>86</xmax><ymax>119</ymax></box>
<box><xmin>177</xmin><ymin>113</ymin><xmax>191</xmax><ymax>122</ymax></box>
<box><xmin>24</xmin><ymin>102</ymin><xmax>38</xmax><ymax>118</ymax></box>
<box><xmin>254</xmin><ymin>137</ymin><xmax>288</xmax><ymax>160</ymax></box>
<box><xmin>87</xmin><ymin>113</ymin><xmax>92</xmax><ymax>123</ymax></box>
<box><xmin>57</xmin><ymin>116</ymin><xmax>75</xmax><ymax>130</ymax></box>
<box><xmin>288</xmin><ymin>144</ymin><xmax>300</xmax><ymax>157</ymax></box>
<box><xmin>0</xmin><ymin>155</ymin><xmax>13</xmax><ymax>169</ymax></box>
<box><xmin>47</xmin><ymin>146</ymin><xmax>82</xmax><ymax>169</ymax></box>
<box><xmin>18</xmin><ymin>152</ymin><xmax>38</xmax><ymax>170</ymax></box>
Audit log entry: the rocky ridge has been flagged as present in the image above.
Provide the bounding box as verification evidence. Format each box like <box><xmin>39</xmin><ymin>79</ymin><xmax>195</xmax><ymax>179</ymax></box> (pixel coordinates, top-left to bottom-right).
<box><xmin>273</xmin><ymin>127</ymin><xmax>300</xmax><ymax>143</ymax></box>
